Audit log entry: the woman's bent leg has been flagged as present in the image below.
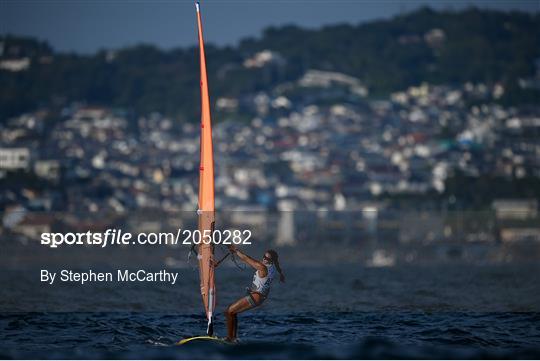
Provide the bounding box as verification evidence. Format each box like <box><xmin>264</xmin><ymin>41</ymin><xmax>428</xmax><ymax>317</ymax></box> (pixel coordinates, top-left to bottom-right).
<box><xmin>225</xmin><ymin>308</ymin><xmax>237</xmax><ymax>340</ymax></box>
<box><xmin>224</xmin><ymin>294</ymin><xmax>263</xmax><ymax>341</ymax></box>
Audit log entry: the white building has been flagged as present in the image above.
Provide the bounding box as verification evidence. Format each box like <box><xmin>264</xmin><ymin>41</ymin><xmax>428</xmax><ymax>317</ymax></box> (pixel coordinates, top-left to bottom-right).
<box><xmin>0</xmin><ymin>148</ymin><xmax>30</xmax><ymax>170</ymax></box>
<box><xmin>492</xmin><ymin>199</ymin><xmax>538</xmax><ymax>220</ymax></box>
<box><xmin>0</xmin><ymin>57</ymin><xmax>30</xmax><ymax>72</ymax></box>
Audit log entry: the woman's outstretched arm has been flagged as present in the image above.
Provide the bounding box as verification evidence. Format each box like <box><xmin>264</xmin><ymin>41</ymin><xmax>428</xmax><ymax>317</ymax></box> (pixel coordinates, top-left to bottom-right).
<box><xmin>228</xmin><ymin>245</ymin><xmax>268</xmax><ymax>277</ymax></box>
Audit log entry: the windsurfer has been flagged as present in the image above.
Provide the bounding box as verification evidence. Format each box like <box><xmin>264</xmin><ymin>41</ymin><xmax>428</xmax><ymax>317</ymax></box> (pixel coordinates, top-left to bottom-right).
<box><xmin>222</xmin><ymin>246</ymin><xmax>285</xmax><ymax>342</ymax></box>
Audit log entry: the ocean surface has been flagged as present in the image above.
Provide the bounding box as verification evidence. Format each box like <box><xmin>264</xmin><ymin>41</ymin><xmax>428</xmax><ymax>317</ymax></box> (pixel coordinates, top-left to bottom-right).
<box><xmin>1</xmin><ymin>263</ymin><xmax>540</xmax><ymax>359</ymax></box>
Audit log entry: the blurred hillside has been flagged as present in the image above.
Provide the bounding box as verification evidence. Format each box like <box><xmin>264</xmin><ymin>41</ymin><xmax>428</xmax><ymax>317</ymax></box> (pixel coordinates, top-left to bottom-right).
<box><xmin>1</xmin><ymin>7</ymin><xmax>539</xmax><ymax>121</ymax></box>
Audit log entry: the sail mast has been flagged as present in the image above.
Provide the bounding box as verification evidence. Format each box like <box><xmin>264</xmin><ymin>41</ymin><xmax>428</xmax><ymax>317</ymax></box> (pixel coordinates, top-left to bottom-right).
<box><xmin>195</xmin><ymin>0</ymin><xmax>216</xmax><ymax>336</ymax></box>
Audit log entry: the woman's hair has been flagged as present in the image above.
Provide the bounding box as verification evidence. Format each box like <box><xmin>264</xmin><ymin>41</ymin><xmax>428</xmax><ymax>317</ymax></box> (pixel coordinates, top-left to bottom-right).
<box><xmin>266</xmin><ymin>249</ymin><xmax>285</xmax><ymax>283</ymax></box>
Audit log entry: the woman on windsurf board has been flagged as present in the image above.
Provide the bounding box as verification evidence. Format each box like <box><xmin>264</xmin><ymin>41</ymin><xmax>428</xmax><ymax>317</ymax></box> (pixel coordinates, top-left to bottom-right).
<box><xmin>223</xmin><ymin>246</ymin><xmax>285</xmax><ymax>342</ymax></box>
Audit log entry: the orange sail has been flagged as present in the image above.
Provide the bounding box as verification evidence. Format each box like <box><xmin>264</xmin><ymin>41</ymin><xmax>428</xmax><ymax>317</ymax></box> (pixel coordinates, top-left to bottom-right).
<box><xmin>195</xmin><ymin>1</ymin><xmax>216</xmax><ymax>336</ymax></box>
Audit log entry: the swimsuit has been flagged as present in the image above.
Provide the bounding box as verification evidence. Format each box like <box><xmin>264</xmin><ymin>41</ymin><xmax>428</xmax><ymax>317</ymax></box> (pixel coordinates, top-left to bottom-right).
<box><xmin>245</xmin><ymin>291</ymin><xmax>261</xmax><ymax>307</ymax></box>
<box><xmin>245</xmin><ymin>264</ymin><xmax>276</xmax><ymax>306</ymax></box>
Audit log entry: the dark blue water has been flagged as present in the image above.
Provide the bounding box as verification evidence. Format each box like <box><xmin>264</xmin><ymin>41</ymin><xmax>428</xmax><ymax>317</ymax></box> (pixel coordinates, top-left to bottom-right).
<box><xmin>1</xmin><ymin>264</ymin><xmax>539</xmax><ymax>359</ymax></box>
<box><xmin>1</xmin><ymin>312</ymin><xmax>539</xmax><ymax>359</ymax></box>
